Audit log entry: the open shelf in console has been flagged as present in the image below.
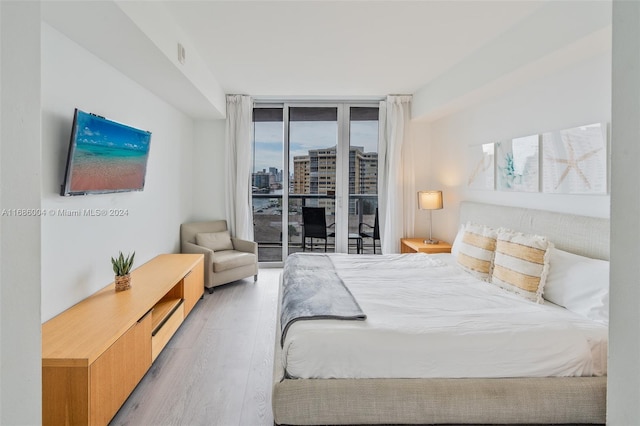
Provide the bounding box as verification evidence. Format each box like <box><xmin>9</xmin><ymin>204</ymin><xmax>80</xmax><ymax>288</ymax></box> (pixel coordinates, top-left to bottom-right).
<box><xmin>151</xmin><ymin>298</ymin><xmax>183</xmax><ymax>336</ymax></box>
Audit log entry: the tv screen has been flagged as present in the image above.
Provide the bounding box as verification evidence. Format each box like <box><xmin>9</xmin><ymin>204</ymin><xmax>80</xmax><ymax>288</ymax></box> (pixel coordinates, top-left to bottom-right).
<box><xmin>60</xmin><ymin>109</ymin><xmax>152</xmax><ymax>196</ymax></box>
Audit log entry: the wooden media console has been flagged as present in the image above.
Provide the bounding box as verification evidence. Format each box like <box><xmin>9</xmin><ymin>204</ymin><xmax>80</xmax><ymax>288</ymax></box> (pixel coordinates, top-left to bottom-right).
<box><xmin>42</xmin><ymin>254</ymin><xmax>204</xmax><ymax>426</ymax></box>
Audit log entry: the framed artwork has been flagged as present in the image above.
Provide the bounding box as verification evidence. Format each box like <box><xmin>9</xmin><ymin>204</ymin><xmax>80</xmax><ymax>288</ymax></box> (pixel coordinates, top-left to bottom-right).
<box><xmin>496</xmin><ymin>135</ymin><xmax>539</xmax><ymax>192</ymax></box>
<box><xmin>467</xmin><ymin>143</ymin><xmax>495</xmax><ymax>190</ymax></box>
<box><xmin>542</xmin><ymin>123</ymin><xmax>607</xmax><ymax>194</ymax></box>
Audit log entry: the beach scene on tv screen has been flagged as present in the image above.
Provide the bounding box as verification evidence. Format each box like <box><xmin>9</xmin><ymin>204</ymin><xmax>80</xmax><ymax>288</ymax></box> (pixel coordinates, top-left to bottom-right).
<box><xmin>69</xmin><ymin>111</ymin><xmax>151</xmax><ymax>193</ymax></box>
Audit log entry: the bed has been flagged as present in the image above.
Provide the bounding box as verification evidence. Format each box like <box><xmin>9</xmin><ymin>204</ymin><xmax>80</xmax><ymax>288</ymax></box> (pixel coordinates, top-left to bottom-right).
<box><xmin>272</xmin><ymin>201</ymin><xmax>609</xmax><ymax>425</ymax></box>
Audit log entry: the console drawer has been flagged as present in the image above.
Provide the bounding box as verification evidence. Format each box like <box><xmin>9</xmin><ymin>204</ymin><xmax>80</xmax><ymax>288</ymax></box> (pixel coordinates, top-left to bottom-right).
<box><xmin>151</xmin><ymin>300</ymin><xmax>184</xmax><ymax>361</ymax></box>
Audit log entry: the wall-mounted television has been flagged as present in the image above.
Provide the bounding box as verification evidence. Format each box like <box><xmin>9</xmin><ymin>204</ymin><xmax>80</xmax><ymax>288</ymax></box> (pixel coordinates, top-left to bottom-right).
<box><xmin>60</xmin><ymin>109</ymin><xmax>152</xmax><ymax>196</ymax></box>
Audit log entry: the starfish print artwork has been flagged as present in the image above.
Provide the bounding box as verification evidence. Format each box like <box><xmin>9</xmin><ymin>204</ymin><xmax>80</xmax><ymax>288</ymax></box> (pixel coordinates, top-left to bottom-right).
<box><xmin>546</xmin><ymin>139</ymin><xmax>602</xmax><ymax>190</ymax></box>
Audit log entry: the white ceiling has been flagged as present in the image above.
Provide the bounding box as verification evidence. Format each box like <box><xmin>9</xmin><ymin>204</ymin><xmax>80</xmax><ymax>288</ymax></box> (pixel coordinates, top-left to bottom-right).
<box><xmin>42</xmin><ymin>1</ymin><xmax>611</xmax><ymax>118</ymax></box>
<box><xmin>161</xmin><ymin>0</ymin><xmax>545</xmax><ymax>97</ymax></box>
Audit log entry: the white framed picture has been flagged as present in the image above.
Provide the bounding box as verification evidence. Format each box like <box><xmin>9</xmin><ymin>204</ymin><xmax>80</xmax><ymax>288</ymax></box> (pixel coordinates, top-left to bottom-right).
<box><xmin>542</xmin><ymin>123</ymin><xmax>607</xmax><ymax>194</ymax></box>
<box><xmin>496</xmin><ymin>135</ymin><xmax>539</xmax><ymax>192</ymax></box>
<box><xmin>467</xmin><ymin>143</ymin><xmax>495</xmax><ymax>190</ymax></box>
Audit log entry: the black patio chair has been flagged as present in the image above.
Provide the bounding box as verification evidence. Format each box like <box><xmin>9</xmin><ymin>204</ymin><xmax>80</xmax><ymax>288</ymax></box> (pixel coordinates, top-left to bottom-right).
<box><xmin>302</xmin><ymin>207</ymin><xmax>335</xmax><ymax>252</ymax></box>
<box><xmin>359</xmin><ymin>208</ymin><xmax>380</xmax><ymax>254</ymax></box>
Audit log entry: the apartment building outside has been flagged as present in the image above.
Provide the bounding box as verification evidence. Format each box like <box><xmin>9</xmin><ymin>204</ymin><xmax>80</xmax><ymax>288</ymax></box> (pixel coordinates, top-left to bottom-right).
<box><xmin>293</xmin><ymin>145</ymin><xmax>377</xmax><ymax>213</ymax></box>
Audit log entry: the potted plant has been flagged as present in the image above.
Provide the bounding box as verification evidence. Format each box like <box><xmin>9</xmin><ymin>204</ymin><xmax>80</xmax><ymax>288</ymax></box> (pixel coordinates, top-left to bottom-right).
<box><xmin>112</xmin><ymin>251</ymin><xmax>135</xmax><ymax>291</ymax></box>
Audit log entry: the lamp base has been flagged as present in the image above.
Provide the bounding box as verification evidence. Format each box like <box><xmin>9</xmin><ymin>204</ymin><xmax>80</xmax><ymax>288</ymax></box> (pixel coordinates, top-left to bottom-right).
<box><xmin>423</xmin><ymin>239</ymin><xmax>439</xmax><ymax>245</ymax></box>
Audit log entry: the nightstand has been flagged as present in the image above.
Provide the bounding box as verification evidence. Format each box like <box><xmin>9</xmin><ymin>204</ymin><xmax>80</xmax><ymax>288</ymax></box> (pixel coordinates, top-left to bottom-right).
<box><xmin>400</xmin><ymin>238</ymin><xmax>452</xmax><ymax>254</ymax></box>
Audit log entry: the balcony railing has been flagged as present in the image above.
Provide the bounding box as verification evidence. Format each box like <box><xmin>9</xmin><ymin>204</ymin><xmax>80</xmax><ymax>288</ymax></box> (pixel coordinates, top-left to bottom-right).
<box><xmin>252</xmin><ymin>193</ymin><xmax>378</xmax><ymax>261</ymax></box>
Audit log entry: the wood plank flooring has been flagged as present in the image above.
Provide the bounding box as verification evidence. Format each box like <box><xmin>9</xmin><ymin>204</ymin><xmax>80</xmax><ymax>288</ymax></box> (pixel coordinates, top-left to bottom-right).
<box><xmin>110</xmin><ymin>268</ymin><xmax>281</xmax><ymax>426</ymax></box>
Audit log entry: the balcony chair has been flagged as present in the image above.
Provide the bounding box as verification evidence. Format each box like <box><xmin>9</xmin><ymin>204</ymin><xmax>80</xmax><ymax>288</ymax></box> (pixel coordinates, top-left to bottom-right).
<box><xmin>359</xmin><ymin>208</ymin><xmax>380</xmax><ymax>254</ymax></box>
<box><xmin>301</xmin><ymin>206</ymin><xmax>335</xmax><ymax>252</ymax></box>
<box><xmin>180</xmin><ymin>220</ymin><xmax>258</xmax><ymax>293</ymax></box>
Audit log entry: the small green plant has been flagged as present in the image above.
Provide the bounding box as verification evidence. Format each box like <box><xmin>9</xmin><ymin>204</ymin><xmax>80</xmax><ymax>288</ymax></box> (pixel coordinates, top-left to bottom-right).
<box><xmin>111</xmin><ymin>251</ymin><xmax>135</xmax><ymax>276</ymax></box>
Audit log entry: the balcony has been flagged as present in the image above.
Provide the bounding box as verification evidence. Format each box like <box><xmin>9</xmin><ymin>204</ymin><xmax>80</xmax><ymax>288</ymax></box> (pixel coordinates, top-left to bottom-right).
<box><xmin>252</xmin><ymin>193</ymin><xmax>379</xmax><ymax>262</ymax></box>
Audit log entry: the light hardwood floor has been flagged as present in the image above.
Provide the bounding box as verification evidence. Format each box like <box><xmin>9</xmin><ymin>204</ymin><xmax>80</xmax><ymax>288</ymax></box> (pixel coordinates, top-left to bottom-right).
<box><xmin>110</xmin><ymin>268</ymin><xmax>282</xmax><ymax>426</ymax></box>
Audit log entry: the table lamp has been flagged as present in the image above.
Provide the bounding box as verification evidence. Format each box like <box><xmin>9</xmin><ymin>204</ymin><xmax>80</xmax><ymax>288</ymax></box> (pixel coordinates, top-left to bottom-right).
<box><xmin>417</xmin><ymin>190</ymin><xmax>443</xmax><ymax>244</ymax></box>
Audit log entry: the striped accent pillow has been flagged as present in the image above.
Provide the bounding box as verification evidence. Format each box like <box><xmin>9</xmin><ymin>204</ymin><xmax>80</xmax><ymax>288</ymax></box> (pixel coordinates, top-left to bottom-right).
<box><xmin>456</xmin><ymin>222</ymin><xmax>498</xmax><ymax>281</ymax></box>
<box><xmin>491</xmin><ymin>230</ymin><xmax>553</xmax><ymax>303</ymax></box>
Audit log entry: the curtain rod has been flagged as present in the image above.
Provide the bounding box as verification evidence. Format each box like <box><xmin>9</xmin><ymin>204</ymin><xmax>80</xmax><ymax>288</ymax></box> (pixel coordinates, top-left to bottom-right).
<box><xmin>253</xmin><ymin>96</ymin><xmax>384</xmax><ymax>104</ymax></box>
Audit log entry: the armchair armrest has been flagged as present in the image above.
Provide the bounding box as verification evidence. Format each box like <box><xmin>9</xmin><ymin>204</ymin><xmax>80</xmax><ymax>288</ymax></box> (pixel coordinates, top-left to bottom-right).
<box><xmin>231</xmin><ymin>237</ymin><xmax>258</xmax><ymax>255</ymax></box>
<box><xmin>183</xmin><ymin>241</ymin><xmax>213</xmax><ymax>263</ymax></box>
<box><xmin>182</xmin><ymin>242</ymin><xmax>213</xmax><ymax>289</ymax></box>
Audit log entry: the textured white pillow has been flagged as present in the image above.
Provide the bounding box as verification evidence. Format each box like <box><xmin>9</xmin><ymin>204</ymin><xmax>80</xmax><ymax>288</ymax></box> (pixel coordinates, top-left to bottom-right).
<box><xmin>450</xmin><ymin>223</ymin><xmax>466</xmax><ymax>258</ymax></box>
<box><xmin>196</xmin><ymin>231</ymin><xmax>234</xmax><ymax>251</ymax></box>
<box><xmin>544</xmin><ymin>248</ymin><xmax>609</xmax><ymax>323</ymax></box>
<box><xmin>491</xmin><ymin>229</ymin><xmax>553</xmax><ymax>304</ymax></box>
<box><xmin>456</xmin><ymin>222</ymin><xmax>497</xmax><ymax>281</ymax></box>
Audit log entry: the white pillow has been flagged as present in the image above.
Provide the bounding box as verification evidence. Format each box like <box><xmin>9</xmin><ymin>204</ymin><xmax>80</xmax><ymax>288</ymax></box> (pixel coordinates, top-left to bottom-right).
<box><xmin>544</xmin><ymin>248</ymin><xmax>609</xmax><ymax>323</ymax></box>
<box><xmin>196</xmin><ymin>231</ymin><xmax>234</xmax><ymax>252</ymax></box>
<box><xmin>450</xmin><ymin>223</ymin><xmax>465</xmax><ymax>258</ymax></box>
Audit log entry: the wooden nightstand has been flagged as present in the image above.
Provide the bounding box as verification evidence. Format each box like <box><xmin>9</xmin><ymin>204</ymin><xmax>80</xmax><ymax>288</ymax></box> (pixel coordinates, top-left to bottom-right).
<box><xmin>400</xmin><ymin>238</ymin><xmax>452</xmax><ymax>254</ymax></box>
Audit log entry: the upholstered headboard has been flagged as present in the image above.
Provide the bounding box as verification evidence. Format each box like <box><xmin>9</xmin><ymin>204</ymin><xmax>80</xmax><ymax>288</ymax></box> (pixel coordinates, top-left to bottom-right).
<box><xmin>459</xmin><ymin>201</ymin><xmax>610</xmax><ymax>261</ymax></box>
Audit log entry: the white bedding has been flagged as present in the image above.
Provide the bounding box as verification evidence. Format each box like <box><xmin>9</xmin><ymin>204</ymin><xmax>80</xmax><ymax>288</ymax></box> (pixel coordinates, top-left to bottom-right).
<box><xmin>281</xmin><ymin>253</ymin><xmax>608</xmax><ymax>380</ymax></box>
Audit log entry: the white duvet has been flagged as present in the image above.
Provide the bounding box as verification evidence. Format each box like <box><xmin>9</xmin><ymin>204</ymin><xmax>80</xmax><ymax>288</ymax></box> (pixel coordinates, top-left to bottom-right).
<box><xmin>281</xmin><ymin>253</ymin><xmax>608</xmax><ymax>379</ymax></box>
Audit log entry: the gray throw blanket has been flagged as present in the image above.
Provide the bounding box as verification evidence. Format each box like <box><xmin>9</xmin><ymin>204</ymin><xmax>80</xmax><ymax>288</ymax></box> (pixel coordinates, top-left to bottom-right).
<box><xmin>280</xmin><ymin>253</ymin><xmax>366</xmax><ymax>346</ymax></box>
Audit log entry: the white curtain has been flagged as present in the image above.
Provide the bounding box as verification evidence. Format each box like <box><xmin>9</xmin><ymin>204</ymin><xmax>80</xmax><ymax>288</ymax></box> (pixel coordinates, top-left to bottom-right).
<box><xmin>378</xmin><ymin>95</ymin><xmax>415</xmax><ymax>254</ymax></box>
<box><xmin>224</xmin><ymin>94</ymin><xmax>254</xmax><ymax>240</ymax></box>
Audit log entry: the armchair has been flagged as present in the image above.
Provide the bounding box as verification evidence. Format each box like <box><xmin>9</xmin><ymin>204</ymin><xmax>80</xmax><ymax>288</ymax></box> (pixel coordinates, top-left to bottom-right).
<box><xmin>180</xmin><ymin>220</ymin><xmax>258</xmax><ymax>293</ymax></box>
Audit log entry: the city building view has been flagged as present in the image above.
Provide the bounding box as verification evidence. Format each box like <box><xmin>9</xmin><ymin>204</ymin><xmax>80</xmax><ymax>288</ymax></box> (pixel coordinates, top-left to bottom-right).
<box><xmin>252</xmin><ymin>145</ymin><xmax>379</xmax><ymax>261</ymax></box>
<box><xmin>252</xmin><ymin>167</ymin><xmax>283</xmax><ymax>193</ymax></box>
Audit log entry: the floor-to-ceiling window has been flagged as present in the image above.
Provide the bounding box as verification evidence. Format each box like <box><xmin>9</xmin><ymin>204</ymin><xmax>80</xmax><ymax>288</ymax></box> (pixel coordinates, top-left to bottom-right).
<box><xmin>252</xmin><ymin>103</ymin><xmax>379</xmax><ymax>263</ymax></box>
<box><xmin>349</xmin><ymin>106</ymin><xmax>380</xmax><ymax>254</ymax></box>
<box><xmin>252</xmin><ymin>107</ymin><xmax>285</xmax><ymax>262</ymax></box>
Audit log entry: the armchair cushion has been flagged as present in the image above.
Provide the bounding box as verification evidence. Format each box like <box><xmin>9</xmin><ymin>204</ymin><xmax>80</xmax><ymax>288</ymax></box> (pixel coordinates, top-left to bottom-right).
<box><xmin>196</xmin><ymin>231</ymin><xmax>234</xmax><ymax>251</ymax></box>
<box><xmin>213</xmin><ymin>250</ymin><xmax>257</xmax><ymax>273</ymax></box>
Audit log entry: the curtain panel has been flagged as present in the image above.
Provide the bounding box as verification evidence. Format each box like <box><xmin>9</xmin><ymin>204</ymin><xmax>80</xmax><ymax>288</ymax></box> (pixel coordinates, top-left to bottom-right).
<box><xmin>378</xmin><ymin>95</ymin><xmax>415</xmax><ymax>254</ymax></box>
<box><xmin>225</xmin><ymin>94</ymin><xmax>254</xmax><ymax>240</ymax></box>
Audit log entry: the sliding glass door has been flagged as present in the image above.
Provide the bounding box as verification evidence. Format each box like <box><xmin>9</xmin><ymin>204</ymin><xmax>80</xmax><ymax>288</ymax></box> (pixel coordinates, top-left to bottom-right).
<box><xmin>289</xmin><ymin>106</ymin><xmax>338</xmax><ymax>254</ymax></box>
<box><xmin>252</xmin><ymin>108</ymin><xmax>284</xmax><ymax>262</ymax></box>
<box><xmin>348</xmin><ymin>107</ymin><xmax>380</xmax><ymax>254</ymax></box>
<box><xmin>252</xmin><ymin>103</ymin><xmax>379</xmax><ymax>263</ymax></box>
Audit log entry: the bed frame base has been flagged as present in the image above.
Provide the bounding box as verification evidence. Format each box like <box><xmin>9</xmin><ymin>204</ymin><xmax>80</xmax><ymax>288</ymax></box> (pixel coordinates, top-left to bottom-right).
<box><xmin>273</xmin><ymin>376</ymin><xmax>606</xmax><ymax>425</ymax></box>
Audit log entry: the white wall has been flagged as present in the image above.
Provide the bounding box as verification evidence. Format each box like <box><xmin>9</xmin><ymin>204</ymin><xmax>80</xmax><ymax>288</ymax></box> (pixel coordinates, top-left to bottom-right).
<box><xmin>41</xmin><ymin>24</ymin><xmax>195</xmax><ymax>321</ymax></box>
<box><xmin>425</xmin><ymin>52</ymin><xmax>611</xmax><ymax>244</ymax></box>
<box><xmin>1</xmin><ymin>2</ymin><xmax>42</xmax><ymax>424</ymax></box>
<box><xmin>191</xmin><ymin>119</ymin><xmax>226</xmax><ymax>221</ymax></box>
<box><xmin>412</xmin><ymin>1</ymin><xmax>611</xmax><ymax>122</ymax></box>
<box><xmin>608</xmin><ymin>1</ymin><xmax>640</xmax><ymax>423</ymax></box>
<box><xmin>115</xmin><ymin>1</ymin><xmax>226</xmax><ymax>118</ymax></box>
<box><xmin>410</xmin><ymin>121</ymin><xmax>433</xmax><ymax>237</ymax></box>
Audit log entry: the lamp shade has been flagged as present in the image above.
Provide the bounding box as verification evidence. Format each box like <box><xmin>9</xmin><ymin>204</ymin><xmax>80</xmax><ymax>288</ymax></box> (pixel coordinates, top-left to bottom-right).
<box><xmin>418</xmin><ymin>190</ymin><xmax>443</xmax><ymax>210</ymax></box>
